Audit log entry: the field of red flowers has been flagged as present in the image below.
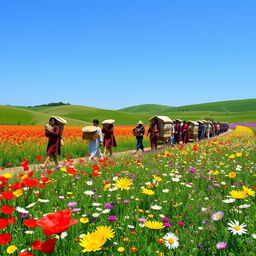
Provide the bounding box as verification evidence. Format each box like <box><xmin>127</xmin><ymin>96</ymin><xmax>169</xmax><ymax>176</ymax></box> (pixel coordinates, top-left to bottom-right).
<box><xmin>0</xmin><ymin>125</ymin><xmax>150</xmax><ymax>167</ymax></box>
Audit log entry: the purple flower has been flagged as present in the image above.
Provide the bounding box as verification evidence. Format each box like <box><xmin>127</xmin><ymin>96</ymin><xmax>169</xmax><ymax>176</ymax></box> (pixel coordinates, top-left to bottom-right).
<box><xmin>129</xmin><ymin>173</ymin><xmax>135</xmax><ymax>178</ymax></box>
<box><xmin>212</xmin><ymin>211</ymin><xmax>224</xmax><ymax>221</ymax></box>
<box><xmin>162</xmin><ymin>217</ymin><xmax>169</xmax><ymax>221</ymax></box>
<box><xmin>104</xmin><ymin>203</ymin><xmax>113</xmax><ymax>209</ymax></box>
<box><xmin>108</xmin><ymin>216</ymin><xmax>118</xmax><ymax>221</ymax></box>
<box><xmin>75</xmin><ymin>176</ymin><xmax>81</xmax><ymax>179</ymax></box>
<box><xmin>122</xmin><ymin>200</ymin><xmax>130</xmax><ymax>204</ymax></box>
<box><xmin>91</xmin><ymin>218</ymin><xmax>97</xmax><ymax>222</ymax></box>
<box><xmin>67</xmin><ymin>202</ymin><xmax>77</xmax><ymax>207</ymax></box>
<box><xmin>21</xmin><ymin>214</ymin><xmax>29</xmax><ymax>218</ymax></box>
<box><xmin>216</xmin><ymin>242</ymin><xmax>227</xmax><ymax>250</ymax></box>
<box><xmin>139</xmin><ymin>218</ymin><xmax>147</xmax><ymax>223</ymax></box>
<box><xmin>202</xmin><ymin>220</ymin><xmax>209</xmax><ymax>224</ymax></box>
<box><xmin>72</xmin><ymin>208</ymin><xmax>81</xmax><ymax>212</ymax></box>
<box><xmin>189</xmin><ymin>167</ymin><xmax>196</xmax><ymax>172</ymax></box>
<box><xmin>55</xmin><ymin>166</ymin><xmax>61</xmax><ymax>170</ymax></box>
<box><xmin>164</xmin><ymin>222</ymin><xmax>172</xmax><ymax>228</ymax></box>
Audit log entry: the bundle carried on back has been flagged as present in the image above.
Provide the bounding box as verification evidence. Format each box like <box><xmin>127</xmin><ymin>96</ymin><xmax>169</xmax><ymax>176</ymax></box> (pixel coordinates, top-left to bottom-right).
<box><xmin>51</xmin><ymin>116</ymin><xmax>67</xmax><ymax>146</ymax></box>
<box><xmin>149</xmin><ymin>116</ymin><xmax>173</xmax><ymax>140</ymax></box>
<box><xmin>102</xmin><ymin>119</ymin><xmax>115</xmax><ymax>128</ymax></box>
<box><xmin>82</xmin><ymin>126</ymin><xmax>99</xmax><ymax>141</ymax></box>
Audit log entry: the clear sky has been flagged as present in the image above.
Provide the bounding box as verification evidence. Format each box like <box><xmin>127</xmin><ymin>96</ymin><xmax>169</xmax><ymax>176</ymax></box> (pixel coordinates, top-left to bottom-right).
<box><xmin>0</xmin><ymin>0</ymin><xmax>255</xmax><ymax>109</ymax></box>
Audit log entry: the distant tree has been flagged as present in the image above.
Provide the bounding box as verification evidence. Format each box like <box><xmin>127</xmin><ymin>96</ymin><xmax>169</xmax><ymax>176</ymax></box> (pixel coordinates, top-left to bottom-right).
<box><xmin>30</xmin><ymin>102</ymin><xmax>71</xmax><ymax>107</ymax></box>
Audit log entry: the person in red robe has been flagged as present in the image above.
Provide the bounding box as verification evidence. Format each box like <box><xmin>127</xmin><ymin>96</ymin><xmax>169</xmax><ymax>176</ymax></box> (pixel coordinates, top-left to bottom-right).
<box><xmin>147</xmin><ymin>118</ymin><xmax>160</xmax><ymax>152</ymax></box>
<box><xmin>41</xmin><ymin>117</ymin><xmax>61</xmax><ymax>168</ymax></box>
<box><xmin>102</xmin><ymin>124</ymin><xmax>117</xmax><ymax>156</ymax></box>
<box><xmin>174</xmin><ymin>120</ymin><xmax>182</xmax><ymax>144</ymax></box>
<box><xmin>182</xmin><ymin>121</ymin><xmax>189</xmax><ymax>144</ymax></box>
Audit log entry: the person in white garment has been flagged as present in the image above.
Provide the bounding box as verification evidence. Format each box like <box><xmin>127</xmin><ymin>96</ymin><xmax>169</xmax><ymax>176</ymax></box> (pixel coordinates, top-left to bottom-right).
<box><xmin>88</xmin><ymin>119</ymin><xmax>103</xmax><ymax>160</ymax></box>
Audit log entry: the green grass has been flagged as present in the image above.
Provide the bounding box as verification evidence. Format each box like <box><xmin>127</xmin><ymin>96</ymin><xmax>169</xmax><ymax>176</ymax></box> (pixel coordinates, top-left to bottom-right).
<box><xmin>119</xmin><ymin>98</ymin><xmax>256</xmax><ymax>113</ymax></box>
<box><xmin>0</xmin><ymin>105</ymin><xmax>89</xmax><ymax>126</ymax></box>
<box><xmin>2</xmin><ymin>98</ymin><xmax>256</xmax><ymax>126</ymax></box>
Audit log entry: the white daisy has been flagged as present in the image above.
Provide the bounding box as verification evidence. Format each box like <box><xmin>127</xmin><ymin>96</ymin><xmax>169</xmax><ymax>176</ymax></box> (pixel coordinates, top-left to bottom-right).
<box><xmin>227</xmin><ymin>220</ymin><xmax>247</xmax><ymax>235</ymax></box>
<box><xmin>102</xmin><ymin>209</ymin><xmax>111</xmax><ymax>214</ymax></box>
<box><xmin>38</xmin><ymin>199</ymin><xmax>49</xmax><ymax>203</ymax></box>
<box><xmin>25</xmin><ymin>230</ymin><xmax>34</xmax><ymax>235</ymax></box>
<box><xmin>92</xmin><ymin>202</ymin><xmax>101</xmax><ymax>207</ymax></box>
<box><xmin>84</xmin><ymin>190</ymin><xmax>94</xmax><ymax>196</ymax></box>
<box><xmin>163</xmin><ymin>232</ymin><xmax>179</xmax><ymax>249</ymax></box>
<box><xmin>222</xmin><ymin>198</ymin><xmax>236</xmax><ymax>203</ymax></box>
<box><xmin>238</xmin><ymin>204</ymin><xmax>251</xmax><ymax>209</ymax></box>
<box><xmin>162</xmin><ymin>189</ymin><xmax>169</xmax><ymax>193</ymax></box>
<box><xmin>151</xmin><ymin>205</ymin><xmax>162</xmax><ymax>210</ymax></box>
<box><xmin>26</xmin><ymin>202</ymin><xmax>36</xmax><ymax>208</ymax></box>
<box><xmin>56</xmin><ymin>232</ymin><xmax>68</xmax><ymax>239</ymax></box>
<box><xmin>92</xmin><ymin>213</ymin><xmax>100</xmax><ymax>218</ymax></box>
<box><xmin>86</xmin><ymin>181</ymin><xmax>93</xmax><ymax>186</ymax></box>
<box><xmin>16</xmin><ymin>207</ymin><xmax>29</xmax><ymax>214</ymax></box>
<box><xmin>252</xmin><ymin>234</ymin><xmax>256</xmax><ymax>239</ymax></box>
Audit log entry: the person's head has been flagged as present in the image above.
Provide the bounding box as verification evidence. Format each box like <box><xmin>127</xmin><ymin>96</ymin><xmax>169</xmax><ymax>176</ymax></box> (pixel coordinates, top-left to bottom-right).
<box><xmin>183</xmin><ymin>121</ymin><xmax>186</xmax><ymax>124</ymax></box>
<box><xmin>137</xmin><ymin>121</ymin><xmax>143</xmax><ymax>127</ymax></box>
<box><xmin>93</xmin><ymin>119</ymin><xmax>99</xmax><ymax>127</ymax></box>
<box><xmin>49</xmin><ymin>117</ymin><xmax>58</xmax><ymax>126</ymax></box>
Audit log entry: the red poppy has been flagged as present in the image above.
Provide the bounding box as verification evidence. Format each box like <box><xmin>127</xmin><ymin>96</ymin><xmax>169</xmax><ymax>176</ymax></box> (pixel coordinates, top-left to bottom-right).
<box><xmin>39</xmin><ymin>183</ymin><xmax>47</xmax><ymax>188</ymax></box>
<box><xmin>92</xmin><ymin>165</ymin><xmax>100</xmax><ymax>171</ymax></box>
<box><xmin>18</xmin><ymin>252</ymin><xmax>33</xmax><ymax>256</ymax></box>
<box><xmin>193</xmin><ymin>145</ymin><xmax>198</xmax><ymax>151</ymax></box>
<box><xmin>0</xmin><ymin>176</ymin><xmax>8</xmax><ymax>182</ymax></box>
<box><xmin>66</xmin><ymin>167</ymin><xmax>77</xmax><ymax>175</ymax></box>
<box><xmin>41</xmin><ymin>238</ymin><xmax>57</xmax><ymax>254</ymax></box>
<box><xmin>40</xmin><ymin>177</ymin><xmax>49</xmax><ymax>182</ymax></box>
<box><xmin>37</xmin><ymin>209</ymin><xmax>78</xmax><ymax>236</ymax></box>
<box><xmin>36</xmin><ymin>156</ymin><xmax>43</xmax><ymax>160</ymax></box>
<box><xmin>8</xmin><ymin>182</ymin><xmax>22</xmax><ymax>190</ymax></box>
<box><xmin>7</xmin><ymin>216</ymin><xmax>16</xmax><ymax>224</ymax></box>
<box><xmin>22</xmin><ymin>178</ymin><xmax>39</xmax><ymax>187</ymax></box>
<box><xmin>1</xmin><ymin>205</ymin><xmax>14</xmax><ymax>214</ymax></box>
<box><xmin>0</xmin><ymin>218</ymin><xmax>8</xmax><ymax>229</ymax></box>
<box><xmin>1</xmin><ymin>191</ymin><xmax>16</xmax><ymax>200</ymax></box>
<box><xmin>32</xmin><ymin>240</ymin><xmax>42</xmax><ymax>250</ymax></box>
<box><xmin>91</xmin><ymin>172</ymin><xmax>100</xmax><ymax>177</ymax></box>
<box><xmin>21</xmin><ymin>158</ymin><xmax>28</xmax><ymax>166</ymax></box>
<box><xmin>24</xmin><ymin>219</ymin><xmax>38</xmax><ymax>228</ymax></box>
<box><xmin>0</xmin><ymin>233</ymin><xmax>11</xmax><ymax>244</ymax></box>
<box><xmin>66</xmin><ymin>154</ymin><xmax>71</xmax><ymax>157</ymax></box>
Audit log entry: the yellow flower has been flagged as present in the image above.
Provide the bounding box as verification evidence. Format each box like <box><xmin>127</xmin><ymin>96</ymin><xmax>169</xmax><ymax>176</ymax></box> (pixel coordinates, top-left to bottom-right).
<box><xmin>95</xmin><ymin>226</ymin><xmax>115</xmax><ymax>240</ymax></box>
<box><xmin>2</xmin><ymin>173</ymin><xmax>13</xmax><ymax>178</ymax></box>
<box><xmin>153</xmin><ymin>175</ymin><xmax>162</xmax><ymax>182</ymax></box>
<box><xmin>228</xmin><ymin>172</ymin><xmax>236</xmax><ymax>178</ymax></box>
<box><xmin>229</xmin><ymin>190</ymin><xmax>248</xmax><ymax>199</ymax></box>
<box><xmin>243</xmin><ymin>186</ymin><xmax>255</xmax><ymax>197</ymax></box>
<box><xmin>7</xmin><ymin>245</ymin><xmax>17</xmax><ymax>254</ymax></box>
<box><xmin>142</xmin><ymin>188</ymin><xmax>155</xmax><ymax>195</ymax></box>
<box><xmin>67</xmin><ymin>192</ymin><xmax>73</xmax><ymax>195</ymax></box>
<box><xmin>144</xmin><ymin>221</ymin><xmax>164</xmax><ymax>230</ymax></box>
<box><xmin>148</xmin><ymin>214</ymin><xmax>154</xmax><ymax>218</ymax></box>
<box><xmin>116</xmin><ymin>178</ymin><xmax>133</xmax><ymax>190</ymax></box>
<box><xmin>20</xmin><ymin>174</ymin><xmax>28</xmax><ymax>180</ymax></box>
<box><xmin>181</xmin><ymin>151</ymin><xmax>188</xmax><ymax>155</ymax></box>
<box><xmin>229</xmin><ymin>154</ymin><xmax>235</xmax><ymax>159</ymax></box>
<box><xmin>236</xmin><ymin>152</ymin><xmax>242</xmax><ymax>157</ymax></box>
<box><xmin>212</xmin><ymin>171</ymin><xmax>219</xmax><ymax>175</ymax></box>
<box><xmin>13</xmin><ymin>189</ymin><xmax>23</xmax><ymax>197</ymax></box>
<box><xmin>117</xmin><ymin>247</ymin><xmax>125</xmax><ymax>252</ymax></box>
<box><xmin>79</xmin><ymin>232</ymin><xmax>107</xmax><ymax>252</ymax></box>
<box><xmin>123</xmin><ymin>237</ymin><xmax>130</xmax><ymax>242</ymax></box>
<box><xmin>80</xmin><ymin>217</ymin><xmax>89</xmax><ymax>224</ymax></box>
<box><xmin>137</xmin><ymin>209</ymin><xmax>144</xmax><ymax>213</ymax></box>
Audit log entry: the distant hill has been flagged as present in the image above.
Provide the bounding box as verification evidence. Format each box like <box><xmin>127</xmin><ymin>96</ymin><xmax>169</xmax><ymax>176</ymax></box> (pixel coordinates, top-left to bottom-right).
<box><xmin>1</xmin><ymin>98</ymin><xmax>255</xmax><ymax>125</ymax></box>
<box><xmin>119</xmin><ymin>99</ymin><xmax>256</xmax><ymax>113</ymax></box>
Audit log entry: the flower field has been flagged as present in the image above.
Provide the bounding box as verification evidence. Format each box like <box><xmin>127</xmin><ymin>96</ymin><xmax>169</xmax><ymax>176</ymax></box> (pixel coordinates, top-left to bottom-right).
<box><xmin>0</xmin><ymin>126</ymin><xmax>255</xmax><ymax>255</ymax></box>
<box><xmin>0</xmin><ymin>125</ymin><xmax>150</xmax><ymax>167</ymax></box>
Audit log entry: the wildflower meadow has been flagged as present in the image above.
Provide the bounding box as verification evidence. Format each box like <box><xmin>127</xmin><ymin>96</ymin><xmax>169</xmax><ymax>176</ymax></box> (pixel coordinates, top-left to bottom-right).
<box><xmin>0</xmin><ymin>126</ymin><xmax>255</xmax><ymax>255</ymax></box>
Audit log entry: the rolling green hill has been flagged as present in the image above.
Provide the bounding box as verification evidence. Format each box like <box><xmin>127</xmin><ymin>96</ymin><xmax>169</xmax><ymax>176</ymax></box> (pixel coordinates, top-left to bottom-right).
<box><xmin>0</xmin><ymin>106</ymin><xmax>89</xmax><ymax>126</ymax></box>
<box><xmin>119</xmin><ymin>99</ymin><xmax>256</xmax><ymax>113</ymax></box>
<box><xmin>1</xmin><ymin>98</ymin><xmax>255</xmax><ymax>126</ymax></box>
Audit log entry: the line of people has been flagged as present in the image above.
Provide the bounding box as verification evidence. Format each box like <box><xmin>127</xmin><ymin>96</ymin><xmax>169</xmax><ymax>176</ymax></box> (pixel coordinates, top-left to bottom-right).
<box><xmin>41</xmin><ymin>117</ymin><xmax>229</xmax><ymax>168</ymax></box>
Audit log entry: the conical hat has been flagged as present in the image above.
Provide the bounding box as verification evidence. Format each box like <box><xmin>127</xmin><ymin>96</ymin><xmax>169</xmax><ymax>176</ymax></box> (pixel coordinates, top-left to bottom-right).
<box><xmin>51</xmin><ymin>116</ymin><xmax>67</xmax><ymax>125</ymax></box>
<box><xmin>102</xmin><ymin>119</ymin><xmax>115</xmax><ymax>124</ymax></box>
<box><xmin>82</xmin><ymin>126</ymin><xmax>97</xmax><ymax>133</ymax></box>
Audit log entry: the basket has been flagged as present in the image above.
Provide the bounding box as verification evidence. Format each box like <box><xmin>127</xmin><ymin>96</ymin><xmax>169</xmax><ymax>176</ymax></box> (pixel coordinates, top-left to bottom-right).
<box><xmin>82</xmin><ymin>126</ymin><xmax>99</xmax><ymax>141</ymax></box>
<box><xmin>133</xmin><ymin>129</ymin><xmax>143</xmax><ymax>137</ymax></box>
<box><xmin>102</xmin><ymin>119</ymin><xmax>115</xmax><ymax>125</ymax></box>
<box><xmin>45</xmin><ymin>124</ymin><xmax>53</xmax><ymax>133</ymax></box>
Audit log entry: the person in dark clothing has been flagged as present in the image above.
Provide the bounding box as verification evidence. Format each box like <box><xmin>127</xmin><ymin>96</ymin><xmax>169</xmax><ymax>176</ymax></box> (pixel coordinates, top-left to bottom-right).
<box><xmin>42</xmin><ymin>117</ymin><xmax>61</xmax><ymax>168</ymax></box>
<box><xmin>147</xmin><ymin>118</ymin><xmax>160</xmax><ymax>152</ymax></box>
<box><xmin>133</xmin><ymin>121</ymin><xmax>145</xmax><ymax>153</ymax></box>
<box><xmin>102</xmin><ymin>123</ymin><xmax>117</xmax><ymax>156</ymax></box>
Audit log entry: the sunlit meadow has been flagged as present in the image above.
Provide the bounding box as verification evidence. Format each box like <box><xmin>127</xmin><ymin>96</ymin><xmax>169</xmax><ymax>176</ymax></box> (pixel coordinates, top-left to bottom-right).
<box><xmin>0</xmin><ymin>126</ymin><xmax>255</xmax><ymax>255</ymax></box>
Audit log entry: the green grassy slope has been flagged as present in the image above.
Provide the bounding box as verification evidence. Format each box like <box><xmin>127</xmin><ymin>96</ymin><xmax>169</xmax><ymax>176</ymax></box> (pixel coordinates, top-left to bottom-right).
<box><xmin>119</xmin><ymin>99</ymin><xmax>256</xmax><ymax>113</ymax></box>
<box><xmin>0</xmin><ymin>106</ymin><xmax>89</xmax><ymax>126</ymax></box>
<box><xmin>35</xmin><ymin>105</ymin><xmax>152</xmax><ymax>125</ymax></box>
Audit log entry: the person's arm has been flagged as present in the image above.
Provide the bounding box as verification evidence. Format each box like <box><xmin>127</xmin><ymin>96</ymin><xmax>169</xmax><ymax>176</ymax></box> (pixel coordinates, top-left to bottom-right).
<box><xmin>98</xmin><ymin>128</ymin><xmax>103</xmax><ymax>146</ymax></box>
<box><xmin>48</xmin><ymin>126</ymin><xmax>60</xmax><ymax>136</ymax></box>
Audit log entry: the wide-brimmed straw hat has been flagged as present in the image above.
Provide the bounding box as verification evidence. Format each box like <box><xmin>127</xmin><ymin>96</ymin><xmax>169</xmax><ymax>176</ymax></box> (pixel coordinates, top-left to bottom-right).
<box><xmin>82</xmin><ymin>126</ymin><xmax>98</xmax><ymax>133</ymax></box>
<box><xmin>51</xmin><ymin>116</ymin><xmax>67</xmax><ymax>125</ymax></box>
<box><xmin>175</xmin><ymin>119</ymin><xmax>182</xmax><ymax>122</ymax></box>
<box><xmin>102</xmin><ymin>119</ymin><xmax>115</xmax><ymax>125</ymax></box>
<box><xmin>137</xmin><ymin>120</ymin><xmax>144</xmax><ymax>125</ymax></box>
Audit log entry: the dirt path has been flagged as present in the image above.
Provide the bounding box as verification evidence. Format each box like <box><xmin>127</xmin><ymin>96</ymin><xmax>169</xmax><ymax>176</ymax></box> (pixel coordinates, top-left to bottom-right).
<box><xmin>2</xmin><ymin>129</ymin><xmax>233</xmax><ymax>175</ymax></box>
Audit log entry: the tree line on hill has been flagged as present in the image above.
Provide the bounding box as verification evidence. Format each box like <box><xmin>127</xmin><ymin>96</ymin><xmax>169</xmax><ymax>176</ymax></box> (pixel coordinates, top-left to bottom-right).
<box><xmin>27</xmin><ymin>102</ymin><xmax>70</xmax><ymax>108</ymax></box>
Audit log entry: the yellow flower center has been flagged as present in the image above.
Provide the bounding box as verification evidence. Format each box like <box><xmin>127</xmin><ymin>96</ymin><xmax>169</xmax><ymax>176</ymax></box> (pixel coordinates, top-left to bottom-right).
<box><xmin>168</xmin><ymin>238</ymin><xmax>175</xmax><ymax>244</ymax></box>
<box><xmin>234</xmin><ymin>225</ymin><xmax>241</xmax><ymax>231</ymax></box>
<box><xmin>216</xmin><ymin>214</ymin><xmax>221</xmax><ymax>218</ymax></box>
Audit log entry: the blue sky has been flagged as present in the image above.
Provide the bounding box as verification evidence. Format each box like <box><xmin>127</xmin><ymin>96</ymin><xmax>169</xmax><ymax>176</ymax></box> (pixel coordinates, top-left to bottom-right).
<box><xmin>0</xmin><ymin>0</ymin><xmax>255</xmax><ymax>109</ymax></box>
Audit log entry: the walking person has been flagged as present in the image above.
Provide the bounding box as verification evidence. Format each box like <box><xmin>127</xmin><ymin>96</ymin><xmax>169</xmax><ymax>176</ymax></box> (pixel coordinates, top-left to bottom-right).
<box><xmin>42</xmin><ymin>117</ymin><xmax>61</xmax><ymax>168</ymax></box>
<box><xmin>133</xmin><ymin>121</ymin><xmax>145</xmax><ymax>153</ymax></box>
<box><xmin>147</xmin><ymin>118</ymin><xmax>160</xmax><ymax>152</ymax></box>
<box><xmin>83</xmin><ymin>120</ymin><xmax>103</xmax><ymax>160</ymax></box>
<box><xmin>102</xmin><ymin>123</ymin><xmax>117</xmax><ymax>156</ymax></box>
<box><xmin>174</xmin><ymin>120</ymin><xmax>182</xmax><ymax>144</ymax></box>
<box><xmin>182</xmin><ymin>121</ymin><xmax>189</xmax><ymax>144</ymax></box>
